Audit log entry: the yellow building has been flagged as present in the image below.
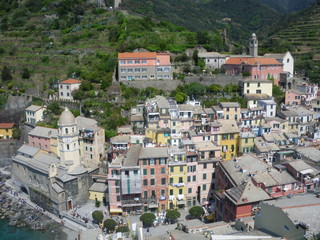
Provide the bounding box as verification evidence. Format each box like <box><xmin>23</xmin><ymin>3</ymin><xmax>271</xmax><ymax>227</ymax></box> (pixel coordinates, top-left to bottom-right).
<box><xmin>0</xmin><ymin>123</ymin><xmax>14</xmax><ymax>140</ymax></box>
<box><xmin>168</xmin><ymin>148</ymin><xmax>187</xmax><ymax>209</ymax></box>
<box><xmin>218</xmin><ymin>102</ymin><xmax>241</xmax><ymax>121</ymax></box>
<box><xmin>219</xmin><ymin>120</ymin><xmax>239</xmax><ymax>161</ymax></box>
<box><xmin>89</xmin><ymin>181</ymin><xmax>108</xmax><ymax>203</ymax></box>
<box><xmin>145</xmin><ymin>128</ymin><xmax>171</xmax><ymax>146</ymax></box>
<box><xmin>242</xmin><ymin>79</ymin><xmax>273</xmax><ymax>96</ymax></box>
<box><xmin>238</xmin><ymin>132</ymin><xmax>256</xmax><ymax>155</ymax></box>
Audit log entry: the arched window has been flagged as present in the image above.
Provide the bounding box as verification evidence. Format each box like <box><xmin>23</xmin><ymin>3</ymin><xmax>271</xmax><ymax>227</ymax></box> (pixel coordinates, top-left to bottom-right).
<box><xmin>287</xmin><ymin>58</ymin><xmax>290</xmax><ymax>63</ymax></box>
<box><xmin>67</xmin><ymin>144</ymin><xmax>70</xmax><ymax>150</ymax></box>
<box><xmin>65</xmin><ymin>128</ymin><xmax>68</xmax><ymax>134</ymax></box>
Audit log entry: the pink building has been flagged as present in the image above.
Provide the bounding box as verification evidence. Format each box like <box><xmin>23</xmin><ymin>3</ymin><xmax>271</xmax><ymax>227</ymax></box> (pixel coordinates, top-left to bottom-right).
<box><xmin>28</xmin><ymin>126</ymin><xmax>58</xmax><ymax>153</ymax></box>
<box><xmin>224</xmin><ymin>57</ymin><xmax>283</xmax><ymax>85</ymax></box>
<box><xmin>285</xmin><ymin>89</ymin><xmax>303</xmax><ymax>105</ymax></box>
<box><xmin>118</xmin><ymin>52</ymin><xmax>172</xmax><ymax>81</ymax></box>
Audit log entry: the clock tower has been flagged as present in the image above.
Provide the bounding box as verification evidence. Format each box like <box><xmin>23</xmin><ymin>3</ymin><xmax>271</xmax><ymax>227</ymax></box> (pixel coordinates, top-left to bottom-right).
<box><xmin>58</xmin><ymin>108</ymin><xmax>80</xmax><ymax>167</ymax></box>
<box><xmin>249</xmin><ymin>33</ymin><xmax>258</xmax><ymax>58</ymax></box>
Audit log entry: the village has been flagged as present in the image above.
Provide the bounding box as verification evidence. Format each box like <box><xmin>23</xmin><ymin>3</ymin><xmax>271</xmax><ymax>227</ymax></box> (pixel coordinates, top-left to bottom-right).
<box><xmin>0</xmin><ymin>33</ymin><xmax>320</xmax><ymax>240</ymax></box>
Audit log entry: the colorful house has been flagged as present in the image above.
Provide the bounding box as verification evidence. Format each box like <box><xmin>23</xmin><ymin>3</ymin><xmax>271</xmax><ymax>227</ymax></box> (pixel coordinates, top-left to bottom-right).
<box><xmin>25</xmin><ymin>105</ymin><xmax>46</xmax><ymax>125</ymax></box>
<box><xmin>0</xmin><ymin>123</ymin><xmax>14</xmax><ymax>140</ymax></box>
<box><xmin>118</xmin><ymin>52</ymin><xmax>172</xmax><ymax>81</ymax></box>
<box><xmin>237</xmin><ymin>132</ymin><xmax>256</xmax><ymax>155</ymax></box>
<box><xmin>219</xmin><ymin>120</ymin><xmax>239</xmax><ymax>161</ymax></box>
<box><xmin>224</xmin><ymin>57</ymin><xmax>283</xmax><ymax>85</ymax></box>
<box><xmin>241</xmin><ymin>79</ymin><xmax>273</xmax><ymax>97</ymax></box>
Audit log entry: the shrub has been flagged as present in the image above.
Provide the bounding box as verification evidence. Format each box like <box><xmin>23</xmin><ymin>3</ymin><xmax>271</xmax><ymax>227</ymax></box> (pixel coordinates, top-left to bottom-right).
<box><xmin>116</xmin><ymin>226</ymin><xmax>129</xmax><ymax>232</ymax></box>
<box><xmin>103</xmin><ymin>218</ymin><xmax>117</xmax><ymax>233</ymax></box>
<box><xmin>140</xmin><ymin>213</ymin><xmax>156</xmax><ymax>227</ymax></box>
<box><xmin>95</xmin><ymin>200</ymin><xmax>101</xmax><ymax>208</ymax></box>
<box><xmin>92</xmin><ymin>210</ymin><xmax>103</xmax><ymax>223</ymax></box>
<box><xmin>165</xmin><ymin>210</ymin><xmax>181</xmax><ymax>223</ymax></box>
<box><xmin>189</xmin><ymin>206</ymin><xmax>204</xmax><ymax>219</ymax></box>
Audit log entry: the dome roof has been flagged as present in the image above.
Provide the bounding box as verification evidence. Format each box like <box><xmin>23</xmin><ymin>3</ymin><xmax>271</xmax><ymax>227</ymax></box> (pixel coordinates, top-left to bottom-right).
<box><xmin>59</xmin><ymin>108</ymin><xmax>75</xmax><ymax>125</ymax></box>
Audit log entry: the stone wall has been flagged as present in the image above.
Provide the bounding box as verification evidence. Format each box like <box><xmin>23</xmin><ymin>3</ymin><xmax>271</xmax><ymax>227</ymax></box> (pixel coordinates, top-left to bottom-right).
<box><xmin>0</xmin><ymin>140</ymin><xmax>22</xmax><ymax>168</ymax></box>
<box><xmin>121</xmin><ymin>74</ymin><xmax>242</xmax><ymax>91</ymax></box>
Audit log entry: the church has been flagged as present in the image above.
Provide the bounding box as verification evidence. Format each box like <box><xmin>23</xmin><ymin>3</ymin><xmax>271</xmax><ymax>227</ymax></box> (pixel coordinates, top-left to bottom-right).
<box><xmin>12</xmin><ymin>108</ymin><xmax>99</xmax><ymax>214</ymax></box>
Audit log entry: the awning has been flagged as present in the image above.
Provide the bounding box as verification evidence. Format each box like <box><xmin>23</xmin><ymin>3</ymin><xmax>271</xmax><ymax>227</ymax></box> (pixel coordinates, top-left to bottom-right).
<box><xmin>110</xmin><ymin>209</ymin><xmax>123</xmax><ymax>213</ymax></box>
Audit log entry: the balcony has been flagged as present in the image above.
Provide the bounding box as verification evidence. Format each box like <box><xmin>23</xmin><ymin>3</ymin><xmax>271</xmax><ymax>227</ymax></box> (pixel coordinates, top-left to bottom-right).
<box><xmin>122</xmin><ymin>199</ymin><xmax>143</xmax><ymax>207</ymax></box>
<box><xmin>171</xmin><ymin>183</ymin><xmax>185</xmax><ymax>187</ymax></box>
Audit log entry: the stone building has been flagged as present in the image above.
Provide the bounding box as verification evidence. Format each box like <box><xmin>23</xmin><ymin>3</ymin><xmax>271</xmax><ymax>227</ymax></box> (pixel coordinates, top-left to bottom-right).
<box><xmin>12</xmin><ymin>109</ymin><xmax>98</xmax><ymax>214</ymax></box>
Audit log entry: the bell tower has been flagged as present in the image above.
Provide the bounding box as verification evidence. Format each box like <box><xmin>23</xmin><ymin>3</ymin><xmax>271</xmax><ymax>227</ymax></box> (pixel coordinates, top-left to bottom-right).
<box><xmin>249</xmin><ymin>33</ymin><xmax>258</xmax><ymax>57</ymax></box>
<box><xmin>58</xmin><ymin>108</ymin><xmax>80</xmax><ymax>168</ymax></box>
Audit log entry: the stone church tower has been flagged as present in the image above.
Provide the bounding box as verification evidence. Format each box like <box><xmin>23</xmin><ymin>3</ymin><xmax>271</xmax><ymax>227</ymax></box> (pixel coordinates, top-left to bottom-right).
<box><xmin>249</xmin><ymin>33</ymin><xmax>258</xmax><ymax>57</ymax></box>
<box><xmin>58</xmin><ymin>108</ymin><xmax>81</xmax><ymax>169</ymax></box>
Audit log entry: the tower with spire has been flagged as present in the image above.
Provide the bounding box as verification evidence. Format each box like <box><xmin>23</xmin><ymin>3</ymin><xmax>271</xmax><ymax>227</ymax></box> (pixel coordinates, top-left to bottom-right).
<box><xmin>249</xmin><ymin>33</ymin><xmax>258</xmax><ymax>57</ymax></box>
<box><xmin>57</xmin><ymin>108</ymin><xmax>81</xmax><ymax>169</ymax></box>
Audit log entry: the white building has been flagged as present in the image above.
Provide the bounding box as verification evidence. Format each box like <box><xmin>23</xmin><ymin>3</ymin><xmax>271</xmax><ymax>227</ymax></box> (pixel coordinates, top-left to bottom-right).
<box><xmin>259</xmin><ymin>99</ymin><xmax>277</xmax><ymax>118</ymax></box>
<box><xmin>198</xmin><ymin>52</ymin><xmax>227</xmax><ymax>71</ymax></box>
<box><xmin>58</xmin><ymin>79</ymin><xmax>81</xmax><ymax>100</ymax></box>
<box><xmin>25</xmin><ymin>105</ymin><xmax>46</xmax><ymax>125</ymax></box>
<box><xmin>263</xmin><ymin>52</ymin><xmax>294</xmax><ymax>77</ymax></box>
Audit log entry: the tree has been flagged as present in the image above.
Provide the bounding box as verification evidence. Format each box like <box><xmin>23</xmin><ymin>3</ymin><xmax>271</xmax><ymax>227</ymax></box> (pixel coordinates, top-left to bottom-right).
<box><xmin>21</xmin><ymin>67</ymin><xmax>30</xmax><ymax>79</ymax></box>
<box><xmin>175</xmin><ymin>92</ymin><xmax>187</xmax><ymax>104</ymax></box>
<box><xmin>47</xmin><ymin>102</ymin><xmax>62</xmax><ymax>115</ymax></box>
<box><xmin>95</xmin><ymin>200</ymin><xmax>101</xmax><ymax>208</ymax></box>
<box><xmin>103</xmin><ymin>218</ymin><xmax>117</xmax><ymax>233</ymax></box>
<box><xmin>92</xmin><ymin>210</ymin><xmax>103</xmax><ymax>223</ymax></box>
<box><xmin>192</xmin><ymin>50</ymin><xmax>199</xmax><ymax>65</ymax></box>
<box><xmin>186</xmin><ymin>82</ymin><xmax>206</xmax><ymax>99</ymax></box>
<box><xmin>140</xmin><ymin>213</ymin><xmax>156</xmax><ymax>227</ymax></box>
<box><xmin>206</xmin><ymin>84</ymin><xmax>222</xmax><ymax>93</ymax></box>
<box><xmin>165</xmin><ymin>210</ymin><xmax>181</xmax><ymax>223</ymax></box>
<box><xmin>116</xmin><ymin>226</ymin><xmax>130</xmax><ymax>233</ymax></box>
<box><xmin>1</xmin><ymin>66</ymin><xmax>12</xmax><ymax>81</ymax></box>
<box><xmin>189</xmin><ymin>206</ymin><xmax>204</xmax><ymax>219</ymax></box>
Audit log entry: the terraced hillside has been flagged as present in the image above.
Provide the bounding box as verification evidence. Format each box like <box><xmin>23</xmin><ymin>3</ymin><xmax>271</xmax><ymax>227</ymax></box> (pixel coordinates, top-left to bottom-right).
<box><xmin>0</xmin><ymin>6</ymin><xmax>200</xmax><ymax>91</ymax></box>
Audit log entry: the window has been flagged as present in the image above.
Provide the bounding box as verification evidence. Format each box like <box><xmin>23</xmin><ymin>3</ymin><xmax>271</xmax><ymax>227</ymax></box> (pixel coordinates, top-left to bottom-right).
<box><xmin>230</xmin><ymin>134</ymin><xmax>234</xmax><ymax>140</ymax></box>
<box><xmin>160</xmin><ymin>158</ymin><xmax>166</xmax><ymax>165</ymax></box>
<box><xmin>143</xmin><ymin>160</ymin><xmax>147</xmax><ymax>165</ymax></box>
<box><xmin>161</xmin><ymin>190</ymin><xmax>165</xmax><ymax>196</ymax></box>
<box><xmin>170</xmin><ymin>178</ymin><xmax>173</xmax><ymax>184</ymax></box>
<box><xmin>222</xmin><ymin>134</ymin><xmax>228</xmax><ymax>140</ymax></box>
<box><xmin>173</xmin><ymin>121</ymin><xmax>176</xmax><ymax>126</ymax></box>
<box><xmin>245</xmin><ymin>138</ymin><xmax>248</xmax><ymax>144</ymax></box>
<box><xmin>179</xmin><ymin>189</ymin><xmax>183</xmax><ymax>194</ymax></box>
<box><xmin>67</xmin><ymin>93</ymin><xmax>70</xmax><ymax>96</ymax></box>
<box><xmin>170</xmin><ymin>167</ymin><xmax>174</xmax><ymax>172</ymax></box>
<box><xmin>161</xmin><ymin>178</ymin><xmax>166</xmax><ymax>185</ymax></box>
<box><xmin>142</xmin><ymin>60</ymin><xmax>147</xmax><ymax>63</ymax></box>
<box><xmin>188</xmin><ymin>188</ymin><xmax>192</xmax><ymax>194</ymax></box>
<box><xmin>203</xmin><ymin>173</ymin><xmax>207</xmax><ymax>180</ymax></box>
<box><xmin>144</xmin><ymin>191</ymin><xmax>148</xmax><ymax>198</ymax></box>
<box><xmin>226</xmin><ymin>107</ymin><xmax>230</xmax><ymax>112</ymax></box>
<box><xmin>179</xmin><ymin>177</ymin><xmax>183</xmax><ymax>183</ymax></box>
<box><xmin>180</xmin><ymin>166</ymin><xmax>183</xmax><ymax>172</ymax></box>
<box><xmin>150</xmin><ymin>179</ymin><xmax>155</xmax><ymax>185</ymax></box>
<box><xmin>60</xmin><ymin>92</ymin><xmax>63</xmax><ymax>96</ymax></box>
<box><xmin>141</xmin><ymin>68</ymin><xmax>147</xmax><ymax>72</ymax></box>
<box><xmin>247</xmin><ymin>90</ymin><xmax>250</xmax><ymax>94</ymax></box>
<box><xmin>142</xmin><ymin>75</ymin><xmax>147</xmax><ymax>79</ymax></box>
<box><xmin>170</xmin><ymin>189</ymin><xmax>173</xmax><ymax>195</ymax></box>
<box><xmin>67</xmin><ymin>144</ymin><xmax>69</xmax><ymax>150</ymax></box>
<box><xmin>116</xmin><ymin>188</ymin><xmax>120</xmax><ymax>193</ymax></box>
<box><xmin>257</xmin><ymin>83</ymin><xmax>260</xmax><ymax>87</ymax></box>
<box><xmin>135</xmin><ymin>68</ymin><xmax>140</xmax><ymax>72</ymax></box>
<box><xmin>134</xmin><ymin>170</ymin><xmax>138</xmax><ymax>175</ymax></box>
<box><xmin>127</xmin><ymin>60</ymin><xmax>132</xmax><ymax>64</ymax></box>
<box><xmin>116</xmin><ymin>196</ymin><xmax>120</xmax><ymax>201</ymax></box>
<box><xmin>135</xmin><ymin>60</ymin><xmax>140</xmax><ymax>64</ymax></box>
<box><xmin>193</xmin><ymin>175</ymin><xmax>196</xmax><ymax>181</ymax></box>
<box><xmin>161</xmin><ymin>167</ymin><xmax>165</xmax><ymax>174</ymax></box>
<box><xmin>127</xmin><ymin>68</ymin><xmax>133</xmax><ymax>73</ymax></box>
<box><xmin>143</xmin><ymin>169</ymin><xmax>147</xmax><ymax>175</ymax></box>
<box><xmin>120</xmin><ymin>60</ymin><xmax>126</xmax><ymax>64</ymax></box>
<box><xmin>120</xmin><ymin>68</ymin><xmax>126</xmax><ymax>73</ymax></box>
<box><xmin>256</xmin><ymin>90</ymin><xmax>261</xmax><ymax>94</ymax></box>
<box><xmin>187</xmin><ymin>176</ymin><xmax>191</xmax><ymax>182</ymax></box>
<box><xmin>203</xmin><ymin>163</ymin><xmax>207</xmax><ymax>169</ymax></box>
<box><xmin>203</xmin><ymin>184</ymin><xmax>207</xmax><ymax>191</ymax></box>
<box><xmin>247</xmin><ymin>83</ymin><xmax>250</xmax><ymax>87</ymax></box>
<box><xmin>151</xmin><ymin>168</ymin><xmax>155</xmax><ymax>175</ymax></box>
<box><xmin>157</xmin><ymin>67</ymin><xmax>163</xmax><ymax>72</ymax></box>
<box><xmin>143</xmin><ymin>179</ymin><xmax>148</xmax><ymax>186</ymax></box>
<box><xmin>226</xmin><ymin>115</ymin><xmax>229</xmax><ymax>120</ymax></box>
<box><xmin>164</xmin><ymin>67</ymin><xmax>170</xmax><ymax>72</ymax></box>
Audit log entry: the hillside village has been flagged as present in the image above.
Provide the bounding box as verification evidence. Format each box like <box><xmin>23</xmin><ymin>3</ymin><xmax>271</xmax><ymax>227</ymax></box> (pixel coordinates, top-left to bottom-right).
<box><xmin>0</xmin><ymin>28</ymin><xmax>320</xmax><ymax>240</ymax></box>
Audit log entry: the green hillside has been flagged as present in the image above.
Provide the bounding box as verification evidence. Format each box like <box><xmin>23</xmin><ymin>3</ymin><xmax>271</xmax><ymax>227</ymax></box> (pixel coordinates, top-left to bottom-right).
<box><xmin>121</xmin><ymin>0</ymin><xmax>281</xmax><ymax>43</ymax></box>
<box><xmin>262</xmin><ymin>0</ymin><xmax>316</xmax><ymax>13</ymax></box>
<box><xmin>260</xmin><ymin>2</ymin><xmax>320</xmax><ymax>81</ymax></box>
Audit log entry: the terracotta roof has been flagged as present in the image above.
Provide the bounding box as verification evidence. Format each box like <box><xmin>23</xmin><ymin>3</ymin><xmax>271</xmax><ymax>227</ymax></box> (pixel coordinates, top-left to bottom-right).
<box><xmin>225</xmin><ymin>57</ymin><xmax>282</xmax><ymax>65</ymax></box>
<box><xmin>118</xmin><ymin>52</ymin><xmax>158</xmax><ymax>59</ymax></box>
<box><xmin>59</xmin><ymin>79</ymin><xmax>80</xmax><ymax>84</ymax></box>
<box><xmin>0</xmin><ymin>123</ymin><xmax>14</xmax><ymax>128</ymax></box>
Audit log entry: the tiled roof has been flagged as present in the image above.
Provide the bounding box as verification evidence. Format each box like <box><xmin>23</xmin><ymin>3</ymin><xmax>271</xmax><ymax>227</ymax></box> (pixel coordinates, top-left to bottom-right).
<box><xmin>225</xmin><ymin>57</ymin><xmax>282</xmax><ymax>65</ymax></box>
<box><xmin>118</xmin><ymin>52</ymin><xmax>158</xmax><ymax>59</ymax></box>
<box><xmin>17</xmin><ymin>144</ymin><xmax>41</xmax><ymax>157</ymax></box>
<box><xmin>139</xmin><ymin>147</ymin><xmax>168</xmax><ymax>159</ymax></box>
<box><xmin>225</xmin><ymin>180</ymin><xmax>271</xmax><ymax>205</ymax></box>
<box><xmin>59</xmin><ymin>79</ymin><xmax>80</xmax><ymax>84</ymax></box>
<box><xmin>0</xmin><ymin>123</ymin><xmax>14</xmax><ymax>128</ymax></box>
